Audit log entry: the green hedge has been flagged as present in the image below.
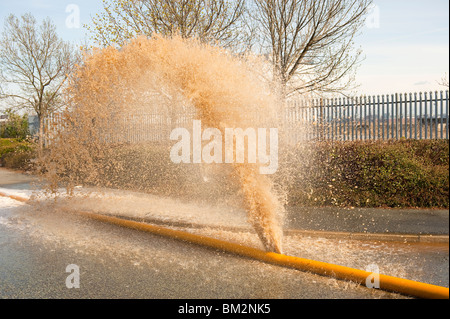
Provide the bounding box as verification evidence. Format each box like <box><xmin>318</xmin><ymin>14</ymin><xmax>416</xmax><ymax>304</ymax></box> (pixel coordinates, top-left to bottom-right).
<box><xmin>0</xmin><ymin>138</ymin><xmax>36</xmax><ymax>170</ymax></box>
<box><xmin>284</xmin><ymin>140</ymin><xmax>449</xmax><ymax>208</ymax></box>
<box><xmin>41</xmin><ymin>139</ymin><xmax>449</xmax><ymax>209</ymax></box>
<box><xmin>0</xmin><ymin>112</ymin><xmax>29</xmax><ymax>140</ymax></box>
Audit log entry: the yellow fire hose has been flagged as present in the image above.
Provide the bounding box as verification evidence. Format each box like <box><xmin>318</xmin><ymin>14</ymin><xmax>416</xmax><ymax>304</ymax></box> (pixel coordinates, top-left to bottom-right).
<box><xmin>1</xmin><ymin>191</ymin><xmax>448</xmax><ymax>299</ymax></box>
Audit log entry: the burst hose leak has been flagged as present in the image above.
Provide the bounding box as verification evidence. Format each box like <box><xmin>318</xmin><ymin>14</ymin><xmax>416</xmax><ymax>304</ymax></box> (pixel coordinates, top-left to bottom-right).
<box><xmin>1</xmin><ymin>192</ymin><xmax>448</xmax><ymax>299</ymax></box>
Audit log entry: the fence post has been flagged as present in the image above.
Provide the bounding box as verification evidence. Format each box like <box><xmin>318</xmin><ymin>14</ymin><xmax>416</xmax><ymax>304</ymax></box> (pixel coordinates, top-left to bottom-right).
<box><xmin>404</xmin><ymin>93</ymin><xmax>408</xmax><ymax>138</ymax></box>
<box><xmin>406</xmin><ymin>93</ymin><xmax>410</xmax><ymax>139</ymax></box>
<box><xmin>319</xmin><ymin>98</ymin><xmax>324</xmax><ymax>141</ymax></box>
<box><xmin>414</xmin><ymin>92</ymin><xmax>418</xmax><ymax>140</ymax></box>
<box><xmin>419</xmin><ymin>92</ymin><xmax>423</xmax><ymax>140</ymax></box>
<box><xmin>325</xmin><ymin>98</ymin><xmax>330</xmax><ymax>141</ymax></box>
<box><xmin>395</xmin><ymin>93</ymin><xmax>399</xmax><ymax>140</ymax></box>
<box><xmin>435</xmin><ymin>91</ymin><xmax>438</xmax><ymax>139</ymax></box>
<box><xmin>426</xmin><ymin>91</ymin><xmax>430</xmax><ymax>139</ymax></box>
<box><xmin>440</xmin><ymin>91</ymin><xmax>444</xmax><ymax>139</ymax></box>
<box><xmin>351</xmin><ymin>97</ymin><xmax>355</xmax><ymax>141</ymax></box>
<box><xmin>360</xmin><ymin>96</ymin><xmax>363</xmax><ymax>141</ymax></box>
<box><xmin>408</xmin><ymin>93</ymin><xmax>412</xmax><ymax>139</ymax></box>
<box><xmin>446</xmin><ymin>90</ymin><xmax>449</xmax><ymax>140</ymax></box>
<box><xmin>368</xmin><ymin>95</ymin><xmax>372</xmax><ymax>140</ymax></box>
<box><xmin>376</xmin><ymin>95</ymin><xmax>380</xmax><ymax>140</ymax></box>
<box><xmin>382</xmin><ymin>95</ymin><xmax>386</xmax><ymax>140</ymax></box>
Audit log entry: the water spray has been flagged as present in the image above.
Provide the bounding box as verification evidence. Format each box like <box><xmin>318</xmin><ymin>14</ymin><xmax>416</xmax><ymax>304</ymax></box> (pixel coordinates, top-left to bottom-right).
<box><xmin>40</xmin><ymin>35</ymin><xmax>285</xmax><ymax>253</ymax></box>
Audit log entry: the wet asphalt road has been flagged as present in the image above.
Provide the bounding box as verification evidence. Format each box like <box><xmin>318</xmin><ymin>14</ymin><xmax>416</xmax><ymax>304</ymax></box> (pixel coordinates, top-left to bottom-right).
<box><xmin>0</xmin><ymin>168</ymin><xmax>448</xmax><ymax>300</ymax></box>
<box><xmin>286</xmin><ymin>206</ymin><xmax>449</xmax><ymax>235</ymax></box>
<box><xmin>0</xmin><ymin>213</ymin><xmax>404</xmax><ymax>299</ymax></box>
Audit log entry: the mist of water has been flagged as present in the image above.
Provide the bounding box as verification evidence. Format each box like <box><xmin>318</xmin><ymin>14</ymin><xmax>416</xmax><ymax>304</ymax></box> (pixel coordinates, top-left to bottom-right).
<box><xmin>39</xmin><ymin>35</ymin><xmax>287</xmax><ymax>253</ymax></box>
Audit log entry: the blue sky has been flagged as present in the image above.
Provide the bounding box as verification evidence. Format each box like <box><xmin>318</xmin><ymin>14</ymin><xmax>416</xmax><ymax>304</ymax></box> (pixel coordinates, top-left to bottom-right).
<box><xmin>0</xmin><ymin>0</ymin><xmax>449</xmax><ymax>96</ymax></box>
<box><xmin>356</xmin><ymin>0</ymin><xmax>449</xmax><ymax>95</ymax></box>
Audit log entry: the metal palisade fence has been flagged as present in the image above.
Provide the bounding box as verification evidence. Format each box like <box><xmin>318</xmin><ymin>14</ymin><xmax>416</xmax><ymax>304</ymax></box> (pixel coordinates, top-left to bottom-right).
<box><xmin>38</xmin><ymin>90</ymin><xmax>449</xmax><ymax>145</ymax></box>
<box><xmin>285</xmin><ymin>90</ymin><xmax>449</xmax><ymax>143</ymax></box>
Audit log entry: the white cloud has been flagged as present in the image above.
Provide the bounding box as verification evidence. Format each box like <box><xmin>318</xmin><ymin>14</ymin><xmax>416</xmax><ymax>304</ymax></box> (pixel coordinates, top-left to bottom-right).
<box><xmin>414</xmin><ymin>81</ymin><xmax>430</xmax><ymax>86</ymax></box>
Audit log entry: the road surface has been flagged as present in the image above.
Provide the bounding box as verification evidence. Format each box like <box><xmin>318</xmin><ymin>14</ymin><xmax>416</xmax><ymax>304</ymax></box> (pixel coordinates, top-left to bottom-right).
<box><xmin>0</xmin><ymin>168</ymin><xmax>448</xmax><ymax>299</ymax></box>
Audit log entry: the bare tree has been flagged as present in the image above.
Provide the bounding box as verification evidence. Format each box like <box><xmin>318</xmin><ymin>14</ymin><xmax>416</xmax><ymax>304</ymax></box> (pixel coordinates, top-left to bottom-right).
<box><xmin>86</xmin><ymin>0</ymin><xmax>249</xmax><ymax>49</ymax></box>
<box><xmin>252</xmin><ymin>0</ymin><xmax>372</xmax><ymax>98</ymax></box>
<box><xmin>0</xmin><ymin>13</ymin><xmax>79</xmax><ymax>149</ymax></box>
<box><xmin>438</xmin><ymin>73</ymin><xmax>449</xmax><ymax>88</ymax></box>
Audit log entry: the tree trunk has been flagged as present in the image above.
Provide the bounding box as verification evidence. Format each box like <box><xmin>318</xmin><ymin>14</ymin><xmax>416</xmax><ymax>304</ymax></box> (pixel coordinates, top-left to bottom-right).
<box><xmin>278</xmin><ymin>77</ymin><xmax>288</xmax><ymax>127</ymax></box>
<box><xmin>38</xmin><ymin>114</ymin><xmax>44</xmax><ymax>151</ymax></box>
